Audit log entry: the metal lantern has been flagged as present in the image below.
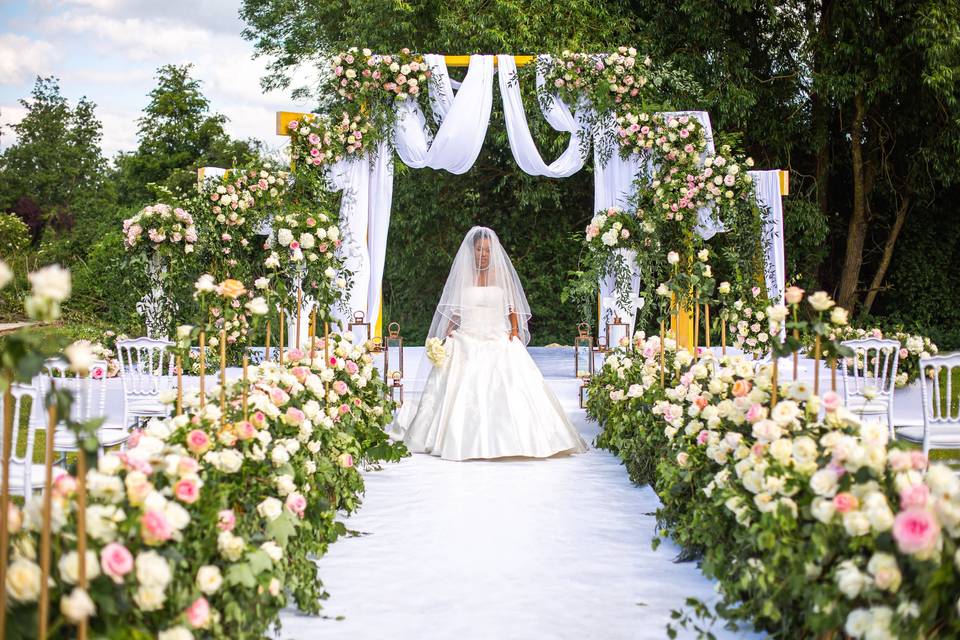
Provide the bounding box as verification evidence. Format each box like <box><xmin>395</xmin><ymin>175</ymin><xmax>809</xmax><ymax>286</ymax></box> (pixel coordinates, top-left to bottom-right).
<box><xmin>383</xmin><ymin>322</ymin><xmax>404</xmax><ymax>385</ymax></box>
<box><xmin>593</xmin><ymin>335</ymin><xmax>608</xmax><ymax>353</ymax></box>
<box><xmin>579</xmin><ymin>379</ymin><xmax>590</xmax><ymax>408</ymax></box>
<box><xmin>606</xmin><ymin>315</ymin><xmax>630</xmax><ymax>351</ymax></box>
<box><xmin>348</xmin><ymin>310</ymin><xmax>371</xmax><ymax>343</ymax></box>
<box><xmin>574</xmin><ymin>322</ymin><xmax>594</xmax><ymax>378</ymax></box>
<box><xmin>389</xmin><ymin>378</ymin><xmax>404</xmax><ymax>406</ymax></box>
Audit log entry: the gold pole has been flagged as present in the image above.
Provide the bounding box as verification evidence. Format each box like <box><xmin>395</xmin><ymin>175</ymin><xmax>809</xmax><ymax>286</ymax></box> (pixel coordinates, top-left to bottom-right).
<box><xmin>176</xmin><ymin>356</ymin><xmax>183</xmax><ymax>416</ymax></box>
<box><xmin>279</xmin><ymin>308</ymin><xmax>285</xmax><ymax>367</ymax></box>
<box><xmin>771</xmin><ymin>358</ymin><xmax>779</xmax><ymax>407</ymax></box>
<box><xmin>659</xmin><ymin>320</ymin><xmax>665</xmax><ymax>387</ymax></box>
<box><xmin>38</xmin><ymin>381</ymin><xmax>57</xmax><ymax>637</ymax></box>
<box><xmin>0</xmin><ymin>380</ymin><xmax>13</xmax><ymax>632</ymax></box>
<box><xmin>721</xmin><ymin>317</ymin><xmax>727</xmax><ymax>356</ymax></box>
<box><xmin>199</xmin><ymin>331</ymin><xmax>206</xmax><ymax>408</ymax></box>
<box><xmin>265</xmin><ymin>321</ymin><xmax>271</xmax><ymax>363</ymax></box>
<box><xmin>831</xmin><ymin>357</ymin><xmax>837</xmax><ymax>392</ymax></box>
<box><xmin>75</xmin><ymin>446</ymin><xmax>89</xmax><ymax>640</ymax></box>
<box><xmin>296</xmin><ymin>287</ymin><xmax>302</xmax><ymax>351</ymax></box>
<box><xmin>693</xmin><ymin>303</ymin><xmax>700</xmax><ymax>357</ymax></box>
<box><xmin>793</xmin><ymin>328</ymin><xmax>800</xmax><ymax>380</ymax></box>
<box><xmin>309</xmin><ymin>311</ymin><xmax>317</xmax><ymax>367</ymax></box>
<box><xmin>814</xmin><ymin>336</ymin><xmax>822</xmax><ymax>395</ymax></box>
<box><xmin>219</xmin><ymin>329</ymin><xmax>227</xmax><ymax>429</ymax></box>
<box><xmin>705</xmin><ymin>304</ymin><xmax>711</xmax><ymax>349</ymax></box>
<box><xmin>324</xmin><ymin>322</ymin><xmax>330</xmax><ymax>364</ymax></box>
<box><xmin>242</xmin><ymin>355</ymin><xmax>249</xmax><ymax>422</ymax></box>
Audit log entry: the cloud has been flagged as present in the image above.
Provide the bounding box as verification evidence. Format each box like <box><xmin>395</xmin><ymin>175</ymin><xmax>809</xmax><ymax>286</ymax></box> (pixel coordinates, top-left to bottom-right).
<box><xmin>0</xmin><ymin>33</ymin><xmax>60</xmax><ymax>84</ymax></box>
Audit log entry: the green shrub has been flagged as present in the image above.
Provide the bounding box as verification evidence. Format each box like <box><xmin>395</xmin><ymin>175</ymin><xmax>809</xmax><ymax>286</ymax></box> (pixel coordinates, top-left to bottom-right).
<box><xmin>0</xmin><ymin>213</ymin><xmax>29</xmax><ymax>259</ymax></box>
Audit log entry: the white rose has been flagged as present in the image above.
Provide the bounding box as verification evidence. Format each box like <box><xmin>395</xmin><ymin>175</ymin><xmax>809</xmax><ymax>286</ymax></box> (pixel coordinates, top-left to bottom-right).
<box><xmin>718</xmin><ymin>281</ymin><xmax>731</xmax><ymax>295</ymax></box>
<box><xmin>867</xmin><ymin>553</ymin><xmax>901</xmax><ymax>592</ymax></box>
<box><xmin>275</xmin><ymin>474</ymin><xmax>296</xmax><ymax>496</ymax></box>
<box><xmin>60</xmin><ymin>587</ymin><xmax>96</xmax><ymax>623</ymax></box>
<box><xmin>5</xmin><ymin>558</ymin><xmax>41</xmax><ymax>602</ymax></box>
<box><xmin>810</xmin><ymin>469</ymin><xmax>839</xmax><ymax>497</ymax></box>
<box><xmin>159</xmin><ymin>627</ymin><xmax>194</xmax><ymax>640</ymax></box>
<box><xmin>260</xmin><ymin>541</ymin><xmax>283</xmax><ymax>562</ymax></box>
<box><xmin>133</xmin><ymin>585</ymin><xmax>166</xmax><ymax>611</ymax></box>
<box><xmin>246</xmin><ymin>297</ymin><xmax>269</xmax><ymax>316</ymax></box>
<box><xmin>835</xmin><ymin>561</ymin><xmax>867</xmax><ymax>599</ymax></box>
<box><xmin>136</xmin><ymin>551</ymin><xmax>172</xmax><ymax>588</ymax></box>
<box><xmin>196</xmin><ymin>565</ymin><xmax>223</xmax><ymax>595</ymax></box>
<box><xmin>64</xmin><ymin>342</ymin><xmax>94</xmax><ymax>373</ymax></box>
<box><xmin>194</xmin><ymin>274</ymin><xmax>216</xmax><ymax>293</ymax></box>
<box><xmin>845</xmin><ymin>609</ymin><xmax>871</xmax><ymax>638</ymax></box>
<box><xmin>769</xmin><ymin>438</ymin><xmax>793</xmax><ymax>465</ymax></box>
<box><xmin>811</xmin><ymin>497</ymin><xmax>836</xmax><ymax>524</ymax></box>
<box><xmin>257</xmin><ymin>497</ymin><xmax>283</xmax><ymax>521</ymax></box>
<box><xmin>218</xmin><ymin>449</ymin><xmax>244</xmax><ymax>473</ymax></box>
<box><xmin>808</xmin><ymin>291</ymin><xmax>835</xmax><ymax>312</ymax></box>
<box><xmin>218</xmin><ymin>531</ymin><xmax>245</xmax><ymax>561</ymax></box>
<box><xmin>57</xmin><ymin>550</ymin><xmax>100</xmax><ymax>584</ymax></box>
<box><xmin>28</xmin><ymin>264</ymin><xmax>71</xmax><ymax>301</ymax></box>
<box><xmin>667</xmin><ymin>251</ymin><xmax>680</xmax><ymax>265</ymax></box>
<box><xmin>766</xmin><ymin>305</ymin><xmax>788</xmax><ymax>323</ymax></box>
<box><xmin>300</xmin><ymin>233</ymin><xmax>315</xmax><ymax>249</ymax></box>
<box><xmin>843</xmin><ymin>511</ymin><xmax>871</xmax><ymax>537</ymax></box>
<box><xmin>255</xmin><ymin>277</ymin><xmax>270</xmax><ymax>289</ymax></box>
<box><xmin>277</xmin><ymin>228</ymin><xmax>294</xmax><ymax>247</ymax></box>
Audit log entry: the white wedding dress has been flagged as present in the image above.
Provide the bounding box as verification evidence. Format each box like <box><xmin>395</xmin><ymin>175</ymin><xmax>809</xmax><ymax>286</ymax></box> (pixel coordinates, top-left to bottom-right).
<box><xmin>393</xmin><ymin>284</ymin><xmax>588</xmax><ymax>461</ymax></box>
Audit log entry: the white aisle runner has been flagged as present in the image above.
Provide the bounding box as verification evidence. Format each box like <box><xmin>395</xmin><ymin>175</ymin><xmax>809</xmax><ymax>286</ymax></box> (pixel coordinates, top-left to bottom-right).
<box><xmin>277</xmin><ymin>348</ymin><xmax>757</xmax><ymax>640</ymax></box>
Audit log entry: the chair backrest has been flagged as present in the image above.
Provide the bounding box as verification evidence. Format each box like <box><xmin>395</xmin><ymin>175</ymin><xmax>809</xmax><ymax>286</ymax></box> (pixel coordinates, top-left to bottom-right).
<box><xmin>41</xmin><ymin>358</ymin><xmax>108</xmax><ymax>424</ymax></box>
<box><xmin>840</xmin><ymin>338</ymin><xmax>901</xmax><ymax>401</ymax></box>
<box><xmin>919</xmin><ymin>352</ymin><xmax>960</xmax><ymax>425</ymax></box>
<box><xmin>116</xmin><ymin>337</ymin><xmax>174</xmax><ymax>397</ymax></box>
<box><xmin>1</xmin><ymin>383</ymin><xmax>40</xmax><ymax>496</ymax></box>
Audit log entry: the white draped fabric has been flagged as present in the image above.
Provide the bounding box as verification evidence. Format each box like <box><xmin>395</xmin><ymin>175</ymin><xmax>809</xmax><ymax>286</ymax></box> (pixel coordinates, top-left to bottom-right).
<box><xmin>749</xmin><ymin>170</ymin><xmax>786</xmax><ymax>305</ymax></box>
<box><xmin>497</xmin><ymin>55</ymin><xmax>589</xmax><ymax>178</ymax></box>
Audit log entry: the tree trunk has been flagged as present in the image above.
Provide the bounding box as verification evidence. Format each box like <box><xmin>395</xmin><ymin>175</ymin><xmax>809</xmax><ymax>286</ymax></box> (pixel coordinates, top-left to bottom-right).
<box><xmin>837</xmin><ymin>94</ymin><xmax>869</xmax><ymax>310</ymax></box>
<box><xmin>862</xmin><ymin>195</ymin><xmax>910</xmax><ymax>314</ymax></box>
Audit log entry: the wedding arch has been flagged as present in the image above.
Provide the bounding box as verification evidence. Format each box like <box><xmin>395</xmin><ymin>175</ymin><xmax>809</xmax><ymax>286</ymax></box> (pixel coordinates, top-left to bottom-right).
<box><xmin>272</xmin><ymin>51</ymin><xmax>789</xmax><ymax>340</ymax></box>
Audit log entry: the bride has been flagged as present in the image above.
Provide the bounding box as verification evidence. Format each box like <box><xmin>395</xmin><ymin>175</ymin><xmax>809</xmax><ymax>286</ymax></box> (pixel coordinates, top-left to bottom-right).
<box><xmin>390</xmin><ymin>226</ymin><xmax>588</xmax><ymax>461</ymax></box>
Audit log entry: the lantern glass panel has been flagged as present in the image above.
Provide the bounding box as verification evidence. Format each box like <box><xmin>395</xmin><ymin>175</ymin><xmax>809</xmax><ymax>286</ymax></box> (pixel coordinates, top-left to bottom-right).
<box><xmin>348</xmin><ymin>311</ymin><xmax>371</xmax><ymax>343</ymax></box>
<box><xmin>384</xmin><ymin>322</ymin><xmax>404</xmax><ymax>383</ymax></box>
<box><xmin>606</xmin><ymin>317</ymin><xmax>629</xmax><ymax>351</ymax></box>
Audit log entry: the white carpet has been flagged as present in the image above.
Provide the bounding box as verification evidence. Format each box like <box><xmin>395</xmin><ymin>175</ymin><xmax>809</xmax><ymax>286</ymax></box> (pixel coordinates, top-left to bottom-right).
<box><xmin>276</xmin><ymin>347</ymin><xmax>760</xmax><ymax>639</ymax></box>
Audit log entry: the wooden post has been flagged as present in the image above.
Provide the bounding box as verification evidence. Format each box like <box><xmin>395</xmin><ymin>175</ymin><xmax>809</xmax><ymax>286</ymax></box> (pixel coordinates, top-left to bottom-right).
<box><xmin>659</xmin><ymin>320</ymin><xmax>665</xmax><ymax>387</ymax></box>
<box><xmin>295</xmin><ymin>287</ymin><xmax>302</xmax><ymax>351</ymax></box>
<box><xmin>771</xmin><ymin>358</ymin><xmax>779</xmax><ymax>407</ymax></box>
<box><xmin>309</xmin><ymin>311</ymin><xmax>317</xmax><ymax>367</ymax></box>
<box><xmin>0</xmin><ymin>381</ymin><xmax>13</xmax><ymax>632</ymax></box>
<box><xmin>75</xmin><ymin>447</ymin><xmax>89</xmax><ymax>640</ymax></box>
<box><xmin>704</xmin><ymin>304</ymin><xmax>711</xmax><ymax>349</ymax></box>
<box><xmin>279</xmin><ymin>308</ymin><xmax>285</xmax><ymax>367</ymax></box>
<box><xmin>242</xmin><ymin>355</ymin><xmax>249</xmax><ymax>422</ymax></box>
<box><xmin>176</xmin><ymin>356</ymin><xmax>183</xmax><ymax>416</ymax></box>
<box><xmin>721</xmin><ymin>317</ymin><xmax>727</xmax><ymax>356</ymax></box>
<box><xmin>264</xmin><ymin>321</ymin><xmax>271</xmax><ymax>363</ymax></box>
<box><xmin>814</xmin><ymin>336</ymin><xmax>822</xmax><ymax>395</ymax></box>
<box><xmin>38</xmin><ymin>382</ymin><xmax>57</xmax><ymax>637</ymax></box>
<box><xmin>219</xmin><ymin>329</ymin><xmax>227</xmax><ymax>429</ymax></box>
<box><xmin>693</xmin><ymin>303</ymin><xmax>700</xmax><ymax>357</ymax></box>
<box><xmin>199</xmin><ymin>331</ymin><xmax>206</xmax><ymax>408</ymax></box>
<box><xmin>831</xmin><ymin>357</ymin><xmax>838</xmax><ymax>392</ymax></box>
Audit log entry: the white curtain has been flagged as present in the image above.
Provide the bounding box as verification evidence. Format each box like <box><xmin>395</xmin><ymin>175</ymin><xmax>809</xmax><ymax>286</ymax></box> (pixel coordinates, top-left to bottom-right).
<box><xmin>749</xmin><ymin>170</ymin><xmax>786</xmax><ymax>305</ymax></box>
<box><xmin>497</xmin><ymin>55</ymin><xmax>589</xmax><ymax>178</ymax></box>
<box><xmin>393</xmin><ymin>54</ymin><xmax>495</xmax><ymax>174</ymax></box>
<box><xmin>366</xmin><ymin>142</ymin><xmax>395</xmax><ymax>331</ymax></box>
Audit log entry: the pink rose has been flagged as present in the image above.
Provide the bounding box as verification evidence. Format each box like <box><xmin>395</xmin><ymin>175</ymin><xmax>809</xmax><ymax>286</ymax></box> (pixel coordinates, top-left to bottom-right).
<box><xmin>235</xmin><ymin>421</ymin><xmax>256</xmax><ymax>441</ymax></box>
<box><xmin>285</xmin><ymin>493</ymin><xmax>307</xmax><ymax>517</ymax></box>
<box><xmin>174</xmin><ymin>477</ymin><xmax>200</xmax><ymax>504</ymax></box>
<box><xmin>332</xmin><ymin>380</ymin><xmax>349</xmax><ymax>395</ymax></box>
<box><xmin>178</xmin><ymin>457</ymin><xmax>200</xmax><ymax>476</ymax></box>
<box><xmin>127</xmin><ymin>429</ymin><xmax>143</xmax><ymax>448</ymax></box>
<box><xmin>910</xmin><ymin>451</ymin><xmax>928</xmax><ymax>470</ymax></box>
<box><xmin>100</xmin><ymin>543</ymin><xmax>134</xmax><ymax>583</ymax></box>
<box><xmin>892</xmin><ymin>508</ymin><xmax>941</xmax><ymax>556</ymax></box>
<box><xmin>697</xmin><ymin>430</ymin><xmax>710</xmax><ymax>446</ymax></box>
<box><xmin>252</xmin><ymin>411</ymin><xmax>266</xmax><ymax>427</ymax></box>
<box><xmin>270</xmin><ymin>388</ymin><xmax>289</xmax><ymax>406</ymax></box>
<box><xmin>900</xmin><ymin>484</ymin><xmax>930</xmax><ymax>510</ymax></box>
<box><xmin>291</xmin><ymin>366</ymin><xmax>309</xmax><ymax>382</ymax></box>
<box><xmin>745</xmin><ymin>403</ymin><xmax>766</xmax><ymax>423</ymax></box>
<box><xmin>887</xmin><ymin>449</ymin><xmax>912</xmax><ymax>472</ymax></box>
<box><xmin>53</xmin><ymin>474</ymin><xmax>77</xmax><ymax>497</ymax></box>
<box><xmin>338</xmin><ymin>453</ymin><xmax>354</xmax><ymax>468</ymax></box>
<box><xmin>185</xmin><ymin>597</ymin><xmax>211</xmax><ymax>629</ymax></box>
<box><xmin>183</xmin><ymin>427</ymin><xmax>210</xmax><ymax>454</ymax></box>
<box><xmin>338</xmin><ymin>404</ymin><xmax>350</xmax><ymax>416</ymax></box>
<box><xmin>822</xmin><ymin>391</ymin><xmax>842</xmax><ymax>412</ymax></box>
<box><xmin>285</xmin><ymin>407</ymin><xmax>305</xmax><ymax>426</ymax></box>
<box><xmin>345</xmin><ymin>361</ymin><xmax>359</xmax><ymax>375</ymax></box>
<box><xmin>217</xmin><ymin>509</ymin><xmax>236</xmax><ymax>532</ymax></box>
<box><xmin>287</xmin><ymin>348</ymin><xmax>304</xmax><ymax>362</ymax></box>
<box><xmin>751</xmin><ymin>442</ymin><xmax>767</xmax><ymax>458</ymax></box>
<box><xmin>899</xmin><ymin>348</ymin><xmax>909</xmax><ymax>359</ymax></box>
<box><xmin>833</xmin><ymin>492</ymin><xmax>859</xmax><ymax>514</ymax></box>
<box><xmin>140</xmin><ymin>509</ymin><xmax>173</xmax><ymax>545</ymax></box>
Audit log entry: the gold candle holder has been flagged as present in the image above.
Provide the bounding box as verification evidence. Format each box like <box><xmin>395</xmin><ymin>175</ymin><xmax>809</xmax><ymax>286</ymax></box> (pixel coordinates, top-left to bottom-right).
<box><xmin>705</xmin><ymin>304</ymin><xmax>711</xmax><ymax>349</ymax></box>
<box><xmin>38</xmin><ymin>381</ymin><xmax>57</xmax><ymax>637</ymax></box>
<box><xmin>309</xmin><ymin>310</ymin><xmax>317</xmax><ymax>367</ymax></box>
<box><xmin>75</xmin><ymin>446</ymin><xmax>89</xmax><ymax>640</ymax></box>
<box><xmin>279</xmin><ymin>308</ymin><xmax>285</xmax><ymax>367</ymax></box>
<box><xmin>771</xmin><ymin>357</ymin><xmax>779</xmax><ymax>407</ymax></box>
<box><xmin>813</xmin><ymin>336</ymin><xmax>822</xmax><ymax>395</ymax></box>
<box><xmin>199</xmin><ymin>331</ymin><xmax>206</xmax><ymax>408</ymax></box>
<box><xmin>693</xmin><ymin>303</ymin><xmax>700</xmax><ymax>357</ymax></box>
<box><xmin>264</xmin><ymin>321</ymin><xmax>271</xmax><ymax>363</ymax></box>
<box><xmin>0</xmin><ymin>381</ymin><xmax>13</xmax><ymax>631</ymax></box>
<box><xmin>831</xmin><ymin>357</ymin><xmax>838</xmax><ymax>392</ymax></box>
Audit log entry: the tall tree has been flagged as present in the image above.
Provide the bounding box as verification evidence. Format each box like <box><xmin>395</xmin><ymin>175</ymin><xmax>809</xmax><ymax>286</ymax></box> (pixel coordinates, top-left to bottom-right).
<box><xmin>116</xmin><ymin>64</ymin><xmax>259</xmax><ymax>204</ymax></box>
<box><xmin>0</xmin><ymin>76</ymin><xmax>111</xmax><ymax>243</ymax></box>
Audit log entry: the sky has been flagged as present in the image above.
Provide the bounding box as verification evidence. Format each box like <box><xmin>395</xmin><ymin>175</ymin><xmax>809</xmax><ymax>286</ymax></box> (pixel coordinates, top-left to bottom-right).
<box><xmin>0</xmin><ymin>0</ymin><xmax>318</xmax><ymax>159</ymax></box>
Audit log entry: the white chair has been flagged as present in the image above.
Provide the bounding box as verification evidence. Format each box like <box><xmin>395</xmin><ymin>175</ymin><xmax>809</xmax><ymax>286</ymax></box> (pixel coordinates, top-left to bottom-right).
<box><xmin>116</xmin><ymin>337</ymin><xmax>174</xmax><ymax>429</ymax></box>
<box><xmin>899</xmin><ymin>353</ymin><xmax>960</xmax><ymax>456</ymax></box>
<box><xmin>40</xmin><ymin>358</ymin><xmax>128</xmax><ymax>455</ymax></box>
<box><xmin>0</xmin><ymin>383</ymin><xmax>47</xmax><ymax>496</ymax></box>
<box><xmin>840</xmin><ymin>338</ymin><xmax>900</xmax><ymax>438</ymax></box>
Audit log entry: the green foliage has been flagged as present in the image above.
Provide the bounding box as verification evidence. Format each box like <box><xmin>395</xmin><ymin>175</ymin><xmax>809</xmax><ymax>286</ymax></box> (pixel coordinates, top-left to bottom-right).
<box><xmin>0</xmin><ymin>213</ymin><xmax>29</xmax><ymax>259</ymax></box>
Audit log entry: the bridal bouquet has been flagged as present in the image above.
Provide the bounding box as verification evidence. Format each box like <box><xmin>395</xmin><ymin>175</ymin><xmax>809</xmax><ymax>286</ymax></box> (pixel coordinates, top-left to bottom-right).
<box><xmin>426</xmin><ymin>337</ymin><xmax>447</xmax><ymax>368</ymax></box>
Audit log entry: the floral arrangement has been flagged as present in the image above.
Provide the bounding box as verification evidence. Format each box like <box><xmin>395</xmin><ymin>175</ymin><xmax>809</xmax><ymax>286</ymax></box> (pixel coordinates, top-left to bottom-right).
<box><xmin>425</xmin><ymin>337</ymin><xmax>446</xmax><ymax>368</ymax></box>
<box><xmin>287</xmin><ymin>111</ymin><xmax>371</xmax><ymax>167</ymax></box>
<box><xmin>584</xmin><ymin>207</ymin><xmax>638</xmax><ymax>250</ymax></box>
<box><xmin>65</xmin><ymin>339</ymin><xmax>121</xmax><ymax>378</ymax></box>
<box><xmin>4</xmin><ymin>329</ymin><xmax>405</xmax><ymax>638</ymax></box>
<box><xmin>265</xmin><ymin>207</ymin><xmax>350</xmax><ymax>321</ymax></box>
<box><xmin>586</xmin><ymin>292</ymin><xmax>960</xmax><ymax>639</ymax></box>
<box><xmin>724</xmin><ymin>285</ymin><xmax>772</xmax><ymax>358</ymax></box>
<box><xmin>818</xmin><ymin>326</ymin><xmax>939</xmax><ymax>387</ymax></box>
<box><xmin>122</xmin><ymin>203</ymin><xmax>197</xmax><ymax>258</ymax></box>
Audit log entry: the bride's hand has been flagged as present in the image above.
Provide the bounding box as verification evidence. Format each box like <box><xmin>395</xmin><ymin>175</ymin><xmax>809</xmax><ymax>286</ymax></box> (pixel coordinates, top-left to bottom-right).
<box><xmin>509</xmin><ymin>331</ymin><xmax>519</xmax><ymax>342</ymax></box>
